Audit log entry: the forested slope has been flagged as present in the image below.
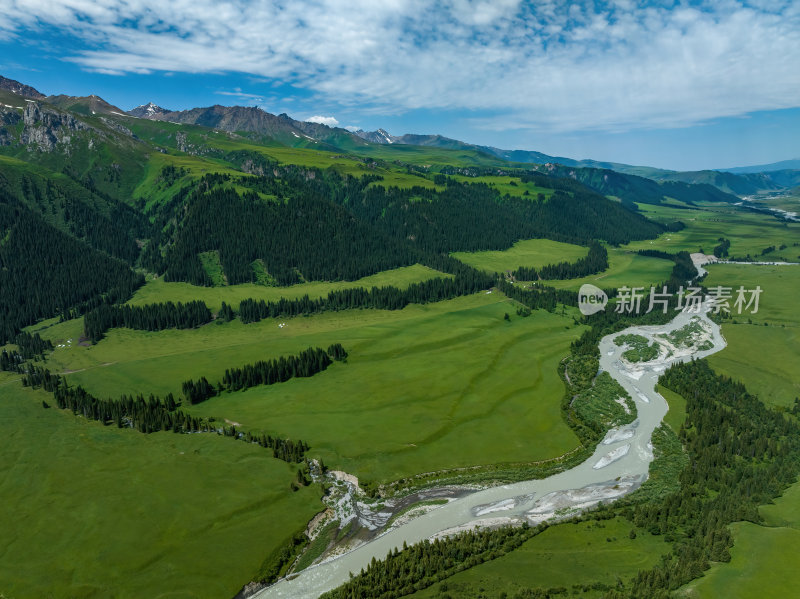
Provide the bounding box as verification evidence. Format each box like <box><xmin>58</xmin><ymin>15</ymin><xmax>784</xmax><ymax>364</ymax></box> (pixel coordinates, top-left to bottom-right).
<box><xmin>145</xmin><ymin>167</ymin><xmax>665</xmax><ymax>287</ymax></box>
<box><xmin>0</xmin><ymin>193</ymin><xmax>143</xmax><ymax>342</ymax></box>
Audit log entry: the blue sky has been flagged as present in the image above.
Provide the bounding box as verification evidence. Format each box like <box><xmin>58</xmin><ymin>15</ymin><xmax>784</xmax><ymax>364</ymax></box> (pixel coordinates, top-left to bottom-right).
<box><xmin>1</xmin><ymin>0</ymin><xmax>798</xmax><ymax>171</ymax></box>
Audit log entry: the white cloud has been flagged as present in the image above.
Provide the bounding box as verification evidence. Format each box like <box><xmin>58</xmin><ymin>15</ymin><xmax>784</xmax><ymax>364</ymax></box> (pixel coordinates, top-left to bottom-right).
<box><xmin>3</xmin><ymin>1</ymin><xmax>800</xmax><ymax>132</ymax></box>
<box><xmin>344</xmin><ymin>125</ymin><xmax>360</xmax><ymax>132</ymax></box>
<box><xmin>216</xmin><ymin>88</ymin><xmax>265</xmax><ymax>103</ymax></box>
<box><xmin>306</xmin><ymin>115</ymin><xmax>339</xmax><ymax>127</ymax></box>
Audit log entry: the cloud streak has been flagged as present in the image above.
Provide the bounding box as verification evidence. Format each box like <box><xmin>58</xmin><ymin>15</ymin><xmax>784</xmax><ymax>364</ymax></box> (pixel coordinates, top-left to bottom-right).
<box><xmin>3</xmin><ymin>0</ymin><xmax>800</xmax><ymax>132</ymax></box>
<box><xmin>215</xmin><ymin>88</ymin><xmax>265</xmax><ymax>104</ymax></box>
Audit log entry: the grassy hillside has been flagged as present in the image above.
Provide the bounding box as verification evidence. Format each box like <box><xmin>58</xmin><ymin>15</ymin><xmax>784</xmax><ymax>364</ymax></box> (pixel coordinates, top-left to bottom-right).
<box><xmin>631</xmin><ymin>201</ymin><xmax>799</xmax><ymax>258</ymax></box>
<box><xmin>451</xmin><ymin>238</ymin><xmax>587</xmax><ymax>274</ymax></box>
<box><xmin>537</xmin><ymin>247</ymin><xmax>674</xmax><ymax>291</ymax></box>
<box><xmin>0</xmin><ymin>375</ymin><xmax>321</xmax><ymax>599</ymax></box>
<box><xmin>704</xmin><ymin>264</ymin><xmax>800</xmax><ymax>407</ymax></box>
<box><xmin>32</xmin><ymin>291</ymin><xmax>582</xmax><ymax>485</ymax></box>
<box><xmin>127</xmin><ymin>264</ymin><xmax>447</xmax><ymax>311</ymax></box>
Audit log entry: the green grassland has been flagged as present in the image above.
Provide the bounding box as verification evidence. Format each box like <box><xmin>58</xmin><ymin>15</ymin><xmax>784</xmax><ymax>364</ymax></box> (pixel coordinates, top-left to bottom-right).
<box><xmin>125</xmin><ymin>264</ymin><xmax>448</xmax><ymax>311</ymax></box>
<box><xmin>198</xmin><ymin>249</ymin><xmax>227</xmax><ymax>285</ymax></box>
<box><xmin>681</xmin><ymin>481</ymin><xmax>800</xmax><ymax>599</ymax></box>
<box><xmin>629</xmin><ymin>202</ymin><xmax>799</xmax><ymax>258</ymax></box>
<box><xmin>704</xmin><ymin>264</ymin><xmax>798</xmax><ymax>326</ymax></box>
<box><xmin>348</xmin><ymin>142</ymin><xmax>506</xmax><ymax>169</ymax></box>
<box><xmin>409</xmin><ymin>517</ymin><xmax>669</xmax><ymax>598</ymax></box>
<box><xmin>117</xmin><ymin>116</ymin><xmax>446</xmax><ymax>196</ymax></box>
<box><xmin>707</xmin><ymin>324</ymin><xmax>800</xmax><ymax>408</ymax></box>
<box><xmin>448</xmin><ymin>174</ymin><xmax>556</xmax><ymax>199</ymax></box>
<box><xmin>131</xmin><ymin>151</ymin><xmax>244</xmax><ymax>210</ymax></box>
<box><xmin>538</xmin><ymin>247</ymin><xmax>674</xmax><ymax>291</ymax></box>
<box><xmin>0</xmin><ymin>374</ymin><xmax>321</xmax><ymax>599</ymax></box>
<box><xmin>451</xmin><ymin>238</ymin><xmax>588</xmax><ymax>274</ymax></box>
<box><xmin>703</xmin><ymin>264</ymin><xmax>800</xmax><ymax>407</ymax></box>
<box><xmin>210</xmin><ymin>139</ymin><xmax>442</xmax><ymax>190</ymax></box>
<box><xmin>659</xmin><ymin>385</ymin><xmax>688</xmax><ymax>432</ymax></box>
<box><xmin>34</xmin><ymin>292</ymin><xmax>583</xmax><ymax>485</ymax></box>
<box><xmin>254</xmin><ymin>144</ymin><xmax>439</xmax><ymax>189</ymax></box>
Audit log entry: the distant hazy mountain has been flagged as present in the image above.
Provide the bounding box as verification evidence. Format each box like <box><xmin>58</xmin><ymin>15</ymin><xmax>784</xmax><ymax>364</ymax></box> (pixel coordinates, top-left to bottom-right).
<box><xmin>721</xmin><ymin>159</ymin><xmax>800</xmax><ymax>174</ymax></box>
<box><xmin>0</xmin><ymin>75</ymin><xmax>45</xmax><ymax>99</ymax></box>
<box><xmin>355</xmin><ymin>127</ymin><xmax>800</xmax><ymax>194</ymax></box>
<box><xmin>354</xmin><ymin>128</ymin><xmax>671</xmax><ymax>175</ymax></box>
<box><xmin>536</xmin><ymin>163</ymin><xmax>739</xmax><ymax>206</ymax></box>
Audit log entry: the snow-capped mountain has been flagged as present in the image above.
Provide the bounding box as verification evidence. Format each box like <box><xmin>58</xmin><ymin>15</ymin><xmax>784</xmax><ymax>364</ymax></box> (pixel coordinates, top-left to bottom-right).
<box><xmin>128</xmin><ymin>102</ymin><xmax>172</xmax><ymax>119</ymax></box>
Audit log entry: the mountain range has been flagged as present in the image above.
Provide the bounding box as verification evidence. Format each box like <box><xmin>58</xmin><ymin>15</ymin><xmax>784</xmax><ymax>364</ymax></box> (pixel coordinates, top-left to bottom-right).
<box><xmin>1</xmin><ymin>74</ymin><xmax>798</xmax><ymax>193</ymax></box>
<box><xmin>349</xmin><ymin>129</ymin><xmax>799</xmax><ymax>196</ymax></box>
<box><xmin>2</xmin><ymin>71</ymin><xmax>798</xmax><ymax>346</ymax></box>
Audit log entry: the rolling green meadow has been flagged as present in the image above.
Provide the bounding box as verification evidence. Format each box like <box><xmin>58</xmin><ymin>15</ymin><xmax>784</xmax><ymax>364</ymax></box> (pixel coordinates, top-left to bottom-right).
<box><xmin>630</xmin><ymin>201</ymin><xmax>799</xmax><ymax>258</ymax></box>
<box><xmin>30</xmin><ymin>290</ymin><xmax>583</xmax><ymax>485</ymax></box>
<box><xmin>451</xmin><ymin>238</ymin><xmax>587</xmax><ymax>274</ymax></box>
<box><xmin>447</xmin><ymin>174</ymin><xmax>556</xmax><ymax>199</ymax></box>
<box><xmin>4</xmin><ymin>100</ymin><xmax>800</xmax><ymax>599</ymax></box>
<box><xmin>540</xmin><ymin>246</ymin><xmax>674</xmax><ymax>291</ymax></box>
<box><xmin>452</xmin><ymin>237</ymin><xmax>675</xmax><ymax>291</ymax></box>
<box><xmin>0</xmin><ymin>374</ymin><xmax>321</xmax><ymax>599</ymax></box>
<box><xmin>704</xmin><ymin>264</ymin><xmax>800</xmax><ymax>407</ymax></box>
<box><xmin>127</xmin><ymin>264</ymin><xmax>449</xmax><ymax>311</ymax></box>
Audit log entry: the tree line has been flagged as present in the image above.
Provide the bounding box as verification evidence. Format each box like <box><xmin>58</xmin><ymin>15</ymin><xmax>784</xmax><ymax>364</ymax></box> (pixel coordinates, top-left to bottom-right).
<box><xmin>238</xmin><ymin>271</ymin><xmax>495</xmax><ymax>324</ymax></box>
<box><xmin>0</xmin><ymin>332</ymin><xmax>52</xmax><ymax>373</ymax></box>
<box><xmin>83</xmin><ymin>300</ymin><xmax>212</xmax><ymax>343</ymax></box>
<box><xmin>713</xmin><ymin>237</ymin><xmax>731</xmax><ymax>258</ymax></box>
<box><xmin>320</xmin><ymin>524</ymin><xmax>548</xmax><ymax>599</ymax></box>
<box><xmin>182</xmin><ymin>344</ymin><xmax>346</xmax><ymax>404</ymax></box>
<box><xmin>512</xmin><ymin>241</ymin><xmax>608</xmax><ymax>281</ymax></box>
<box><xmin>495</xmin><ymin>280</ymin><xmax>579</xmax><ymax>312</ymax></box>
<box><xmin>0</xmin><ymin>349</ymin><xmax>24</xmax><ymax>373</ymax></box>
<box><xmin>159</xmin><ymin>181</ymin><xmax>416</xmax><ymax>286</ymax></box>
<box><xmin>10</xmin><ymin>331</ymin><xmax>53</xmax><ymax>359</ymax></box>
<box><xmin>0</xmin><ymin>165</ymin><xmax>147</xmax><ymax>264</ymax></box>
<box><xmin>20</xmin><ymin>364</ymin><xmax>311</xmax><ymax>463</ymax></box>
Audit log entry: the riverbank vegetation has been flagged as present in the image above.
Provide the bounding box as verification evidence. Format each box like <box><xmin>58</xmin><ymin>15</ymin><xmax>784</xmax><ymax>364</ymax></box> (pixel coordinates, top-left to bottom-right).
<box><xmin>614</xmin><ymin>333</ymin><xmax>659</xmax><ymax>362</ymax></box>
<box><xmin>324</xmin><ymin>359</ymin><xmax>800</xmax><ymax>598</ymax></box>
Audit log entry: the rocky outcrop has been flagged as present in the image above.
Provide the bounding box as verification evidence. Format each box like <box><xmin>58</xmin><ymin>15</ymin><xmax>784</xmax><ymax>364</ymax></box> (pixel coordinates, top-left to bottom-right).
<box><xmin>18</xmin><ymin>102</ymin><xmax>89</xmax><ymax>152</ymax></box>
<box><xmin>99</xmin><ymin>116</ymin><xmax>136</xmax><ymax>139</ymax></box>
<box><xmin>175</xmin><ymin>131</ymin><xmax>189</xmax><ymax>152</ymax></box>
<box><xmin>0</xmin><ymin>108</ymin><xmax>21</xmax><ymax>146</ymax></box>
